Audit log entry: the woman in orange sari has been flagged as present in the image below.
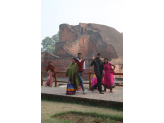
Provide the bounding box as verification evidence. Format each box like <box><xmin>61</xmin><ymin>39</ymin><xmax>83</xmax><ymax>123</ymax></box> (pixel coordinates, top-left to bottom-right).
<box><xmin>45</xmin><ymin>61</ymin><xmax>56</xmax><ymax>87</ymax></box>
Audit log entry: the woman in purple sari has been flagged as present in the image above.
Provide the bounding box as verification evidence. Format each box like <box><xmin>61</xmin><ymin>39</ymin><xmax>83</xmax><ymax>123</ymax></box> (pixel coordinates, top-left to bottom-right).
<box><xmin>103</xmin><ymin>58</ymin><xmax>116</xmax><ymax>93</ymax></box>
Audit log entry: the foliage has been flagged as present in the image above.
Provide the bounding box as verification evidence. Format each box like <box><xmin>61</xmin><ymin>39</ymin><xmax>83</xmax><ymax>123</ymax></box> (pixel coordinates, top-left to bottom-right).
<box><xmin>52</xmin><ymin>31</ymin><xmax>59</xmax><ymax>42</ymax></box>
<box><xmin>41</xmin><ymin>32</ymin><xmax>59</xmax><ymax>53</ymax></box>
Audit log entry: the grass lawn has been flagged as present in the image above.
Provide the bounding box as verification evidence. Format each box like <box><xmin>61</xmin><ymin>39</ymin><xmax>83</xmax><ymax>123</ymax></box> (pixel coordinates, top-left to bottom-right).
<box><xmin>41</xmin><ymin>100</ymin><xmax>123</xmax><ymax>123</ymax></box>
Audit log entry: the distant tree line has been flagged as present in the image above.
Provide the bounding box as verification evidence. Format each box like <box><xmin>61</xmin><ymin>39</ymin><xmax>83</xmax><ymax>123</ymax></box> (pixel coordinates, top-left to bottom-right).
<box><xmin>41</xmin><ymin>32</ymin><xmax>59</xmax><ymax>53</ymax></box>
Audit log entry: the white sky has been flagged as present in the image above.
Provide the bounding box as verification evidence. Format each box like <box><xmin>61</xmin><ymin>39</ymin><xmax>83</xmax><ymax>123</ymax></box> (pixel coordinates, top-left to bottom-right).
<box><xmin>41</xmin><ymin>0</ymin><xmax>123</xmax><ymax>40</ymax></box>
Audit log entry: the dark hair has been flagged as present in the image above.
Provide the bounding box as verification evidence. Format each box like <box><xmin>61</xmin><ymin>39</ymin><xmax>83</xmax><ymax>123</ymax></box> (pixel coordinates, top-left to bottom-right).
<box><xmin>73</xmin><ymin>57</ymin><xmax>77</xmax><ymax>62</ymax></box>
<box><xmin>48</xmin><ymin>61</ymin><xmax>52</xmax><ymax>64</ymax></box>
<box><xmin>104</xmin><ymin>58</ymin><xmax>108</xmax><ymax>64</ymax></box>
<box><xmin>78</xmin><ymin>53</ymin><xmax>82</xmax><ymax>55</ymax></box>
<box><xmin>97</xmin><ymin>53</ymin><xmax>101</xmax><ymax>56</ymax></box>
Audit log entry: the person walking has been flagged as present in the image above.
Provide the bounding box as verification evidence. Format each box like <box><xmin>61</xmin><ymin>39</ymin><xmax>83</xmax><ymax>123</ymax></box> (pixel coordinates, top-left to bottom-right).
<box><xmin>103</xmin><ymin>58</ymin><xmax>116</xmax><ymax>93</ymax></box>
<box><xmin>76</xmin><ymin>53</ymin><xmax>87</xmax><ymax>94</ymax></box>
<box><xmin>66</xmin><ymin>58</ymin><xmax>79</xmax><ymax>94</ymax></box>
<box><xmin>91</xmin><ymin>73</ymin><xmax>104</xmax><ymax>90</ymax></box>
<box><xmin>90</xmin><ymin>53</ymin><xmax>105</xmax><ymax>94</ymax></box>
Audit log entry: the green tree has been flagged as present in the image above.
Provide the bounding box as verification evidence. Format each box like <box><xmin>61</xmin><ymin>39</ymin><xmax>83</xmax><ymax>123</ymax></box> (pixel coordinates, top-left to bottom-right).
<box><xmin>52</xmin><ymin>31</ymin><xmax>59</xmax><ymax>43</ymax></box>
<box><xmin>41</xmin><ymin>32</ymin><xmax>59</xmax><ymax>53</ymax></box>
<box><xmin>46</xmin><ymin>46</ymin><xmax>55</xmax><ymax>53</ymax></box>
<box><xmin>41</xmin><ymin>47</ymin><xmax>44</xmax><ymax>52</ymax></box>
<box><xmin>41</xmin><ymin>37</ymin><xmax>54</xmax><ymax>52</ymax></box>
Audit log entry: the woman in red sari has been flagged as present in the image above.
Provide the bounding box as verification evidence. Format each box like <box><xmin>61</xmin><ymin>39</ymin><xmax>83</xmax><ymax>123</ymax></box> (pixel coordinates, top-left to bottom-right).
<box><xmin>103</xmin><ymin>58</ymin><xmax>116</xmax><ymax>93</ymax></box>
<box><xmin>45</xmin><ymin>61</ymin><xmax>56</xmax><ymax>87</ymax></box>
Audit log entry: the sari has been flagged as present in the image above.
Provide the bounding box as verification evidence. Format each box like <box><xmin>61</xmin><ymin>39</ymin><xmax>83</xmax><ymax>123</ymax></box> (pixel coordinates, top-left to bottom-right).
<box><xmin>78</xmin><ymin>82</ymin><xmax>82</xmax><ymax>91</ymax></box>
<box><xmin>66</xmin><ymin>81</ymin><xmax>76</xmax><ymax>95</ymax></box>
<box><xmin>103</xmin><ymin>63</ymin><xmax>115</xmax><ymax>89</ymax></box>
<box><xmin>46</xmin><ymin>64</ymin><xmax>56</xmax><ymax>77</ymax></box>
<box><xmin>45</xmin><ymin>64</ymin><xmax>56</xmax><ymax>87</ymax></box>
<box><xmin>91</xmin><ymin>73</ymin><xmax>104</xmax><ymax>90</ymax></box>
<box><xmin>45</xmin><ymin>71</ymin><xmax>54</xmax><ymax>87</ymax></box>
<box><xmin>66</xmin><ymin>62</ymin><xmax>79</xmax><ymax>91</ymax></box>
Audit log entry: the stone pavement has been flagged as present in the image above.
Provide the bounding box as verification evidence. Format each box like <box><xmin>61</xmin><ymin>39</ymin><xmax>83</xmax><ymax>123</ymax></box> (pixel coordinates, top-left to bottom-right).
<box><xmin>41</xmin><ymin>82</ymin><xmax>123</xmax><ymax>103</ymax></box>
<box><xmin>42</xmin><ymin>77</ymin><xmax>123</xmax><ymax>109</ymax></box>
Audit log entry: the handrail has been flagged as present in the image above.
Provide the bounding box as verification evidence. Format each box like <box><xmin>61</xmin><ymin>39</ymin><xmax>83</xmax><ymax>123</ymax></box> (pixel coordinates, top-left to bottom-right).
<box><xmin>41</xmin><ymin>70</ymin><xmax>123</xmax><ymax>75</ymax></box>
<box><xmin>41</xmin><ymin>70</ymin><xmax>123</xmax><ymax>89</ymax></box>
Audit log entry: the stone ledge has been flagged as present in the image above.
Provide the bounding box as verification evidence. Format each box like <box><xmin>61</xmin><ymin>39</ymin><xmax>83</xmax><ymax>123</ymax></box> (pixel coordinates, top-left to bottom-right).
<box><xmin>41</xmin><ymin>93</ymin><xmax>123</xmax><ymax>110</ymax></box>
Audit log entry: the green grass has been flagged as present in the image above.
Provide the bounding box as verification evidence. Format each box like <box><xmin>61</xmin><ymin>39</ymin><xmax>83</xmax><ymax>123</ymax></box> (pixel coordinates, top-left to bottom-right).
<box><xmin>41</xmin><ymin>98</ymin><xmax>123</xmax><ymax>111</ymax></box>
<box><xmin>51</xmin><ymin>111</ymin><xmax>123</xmax><ymax>122</ymax></box>
<box><xmin>41</xmin><ymin>100</ymin><xmax>123</xmax><ymax>123</ymax></box>
<box><xmin>41</xmin><ymin>118</ymin><xmax>72</xmax><ymax>123</ymax></box>
<box><xmin>56</xmin><ymin>119</ymin><xmax>72</xmax><ymax>123</ymax></box>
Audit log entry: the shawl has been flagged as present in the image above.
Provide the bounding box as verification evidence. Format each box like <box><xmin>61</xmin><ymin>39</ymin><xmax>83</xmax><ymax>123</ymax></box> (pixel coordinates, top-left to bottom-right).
<box><xmin>46</xmin><ymin>64</ymin><xmax>56</xmax><ymax>77</ymax></box>
<box><xmin>66</xmin><ymin>63</ymin><xmax>79</xmax><ymax>90</ymax></box>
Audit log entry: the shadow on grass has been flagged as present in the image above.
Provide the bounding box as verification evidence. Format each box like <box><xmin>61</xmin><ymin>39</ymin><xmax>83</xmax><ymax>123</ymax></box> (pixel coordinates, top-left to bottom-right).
<box><xmin>51</xmin><ymin>111</ymin><xmax>123</xmax><ymax>123</ymax></box>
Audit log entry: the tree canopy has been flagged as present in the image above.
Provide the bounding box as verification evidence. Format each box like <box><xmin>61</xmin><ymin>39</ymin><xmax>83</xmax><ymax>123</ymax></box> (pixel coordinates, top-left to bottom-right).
<box><xmin>41</xmin><ymin>32</ymin><xmax>59</xmax><ymax>53</ymax></box>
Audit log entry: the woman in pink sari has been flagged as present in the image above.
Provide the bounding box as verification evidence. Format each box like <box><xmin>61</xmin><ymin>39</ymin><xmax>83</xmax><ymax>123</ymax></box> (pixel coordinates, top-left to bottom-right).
<box><xmin>45</xmin><ymin>61</ymin><xmax>56</xmax><ymax>87</ymax></box>
<box><xmin>103</xmin><ymin>58</ymin><xmax>116</xmax><ymax>93</ymax></box>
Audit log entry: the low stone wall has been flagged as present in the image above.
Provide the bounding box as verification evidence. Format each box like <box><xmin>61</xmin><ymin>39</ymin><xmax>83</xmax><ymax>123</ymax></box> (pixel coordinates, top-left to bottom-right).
<box><xmin>41</xmin><ymin>93</ymin><xmax>123</xmax><ymax>110</ymax></box>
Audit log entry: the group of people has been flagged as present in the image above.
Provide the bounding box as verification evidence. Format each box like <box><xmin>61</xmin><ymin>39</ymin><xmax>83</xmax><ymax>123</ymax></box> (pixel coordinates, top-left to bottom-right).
<box><xmin>45</xmin><ymin>53</ymin><xmax>116</xmax><ymax>95</ymax></box>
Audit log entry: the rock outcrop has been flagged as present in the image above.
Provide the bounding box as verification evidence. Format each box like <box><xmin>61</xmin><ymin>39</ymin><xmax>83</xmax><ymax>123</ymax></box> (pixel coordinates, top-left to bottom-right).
<box><xmin>54</xmin><ymin>23</ymin><xmax>123</xmax><ymax>59</ymax></box>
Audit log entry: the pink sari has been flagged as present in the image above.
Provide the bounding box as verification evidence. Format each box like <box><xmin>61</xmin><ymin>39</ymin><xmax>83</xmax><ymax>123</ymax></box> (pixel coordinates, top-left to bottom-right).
<box><xmin>91</xmin><ymin>73</ymin><xmax>104</xmax><ymax>89</ymax></box>
<box><xmin>103</xmin><ymin>63</ymin><xmax>115</xmax><ymax>89</ymax></box>
<box><xmin>45</xmin><ymin>71</ymin><xmax>54</xmax><ymax>87</ymax></box>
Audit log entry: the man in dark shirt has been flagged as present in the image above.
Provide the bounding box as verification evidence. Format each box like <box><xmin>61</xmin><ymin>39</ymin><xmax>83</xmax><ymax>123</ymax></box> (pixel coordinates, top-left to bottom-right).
<box><xmin>90</xmin><ymin>53</ymin><xmax>105</xmax><ymax>94</ymax></box>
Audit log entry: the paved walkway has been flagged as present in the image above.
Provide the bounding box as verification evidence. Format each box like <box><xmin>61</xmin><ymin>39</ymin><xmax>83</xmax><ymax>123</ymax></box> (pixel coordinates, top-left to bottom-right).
<box><xmin>41</xmin><ymin>80</ymin><xmax>123</xmax><ymax>109</ymax></box>
<box><xmin>41</xmin><ymin>83</ymin><xmax>123</xmax><ymax>102</ymax></box>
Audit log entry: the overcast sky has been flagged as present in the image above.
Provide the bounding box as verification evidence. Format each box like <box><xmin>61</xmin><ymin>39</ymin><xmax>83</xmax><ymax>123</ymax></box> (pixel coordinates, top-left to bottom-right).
<box><xmin>41</xmin><ymin>0</ymin><xmax>123</xmax><ymax>40</ymax></box>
